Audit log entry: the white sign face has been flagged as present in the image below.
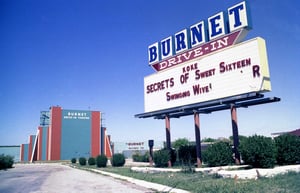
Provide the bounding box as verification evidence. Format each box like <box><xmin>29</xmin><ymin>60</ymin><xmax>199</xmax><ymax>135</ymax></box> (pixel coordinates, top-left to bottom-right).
<box><xmin>144</xmin><ymin>37</ymin><xmax>271</xmax><ymax>113</ymax></box>
<box><xmin>63</xmin><ymin>111</ymin><xmax>90</xmax><ymax>120</ymax></box>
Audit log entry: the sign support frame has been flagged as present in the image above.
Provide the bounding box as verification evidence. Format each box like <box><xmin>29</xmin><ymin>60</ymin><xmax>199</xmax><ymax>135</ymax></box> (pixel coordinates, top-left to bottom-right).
<box><xmin>231</xmin><ymin>105</ymin><xmax>241</xmax><ymax>164</ymax></box>
<box><xmin>165</xmin><ymin>115</ymin><xmax>172</xmax><ymax>167</ymax></box>
<box><xmin>136</xmin><ymin>93</ymin><xmax>280</xmax><ymax>167</ymax></box>
<box><xmin>194</xmin><ymin>112</ymin><xmax>202</xmax><ymax>167</ymax></box>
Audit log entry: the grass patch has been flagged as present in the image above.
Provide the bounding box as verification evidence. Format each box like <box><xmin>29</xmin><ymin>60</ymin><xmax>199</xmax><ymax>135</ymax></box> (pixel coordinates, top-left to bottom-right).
<box><xmin>95</xmin><ymin>166</ymin><xmax>300</xmax><ymax>193</ymax></box>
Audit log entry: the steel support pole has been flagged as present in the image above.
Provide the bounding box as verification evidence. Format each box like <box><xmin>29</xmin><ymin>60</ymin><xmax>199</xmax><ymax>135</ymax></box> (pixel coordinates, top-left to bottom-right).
<box><xmin>194</xmin><ymin>112</ymin><xmax>202</xmax><ymax>167</ymax></box>
<box><xmin>165</xmin><ymin>115</ymin><xmax>172</xmax><ymax>167</ymax></box>
<box><xmin>231</xmin><ymin>105</ymin><xmax>241</xmax><ymax>165</ymax></box>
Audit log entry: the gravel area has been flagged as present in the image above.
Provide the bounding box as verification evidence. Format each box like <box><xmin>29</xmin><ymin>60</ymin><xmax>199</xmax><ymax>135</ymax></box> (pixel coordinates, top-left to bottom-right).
<box><xmin>131</xmin><ymin>164</ymin><xmax>300</xmax><ymax>180</ymax></box>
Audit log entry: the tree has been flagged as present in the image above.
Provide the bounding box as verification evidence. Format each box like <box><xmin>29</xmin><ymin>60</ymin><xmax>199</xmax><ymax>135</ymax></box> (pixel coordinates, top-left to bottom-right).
<box><xmin>229</xmin><ymin>135</ymin><xmax>247</xmax><ymax>144</ymax></box>
<box><xmin>178</xmin><ymin>145</ymin><xmax>197</xmax><ymax>164</ymax></box>
<box><xmin>201</xmin><ymin>138</ymin><xmax>217</xmax><ymax>143</ymax></box>
<box><xmin>275</xmin><ymin>134</ymin><xmax>300</xmax><ymax>165</ymax></box>
<box><xmin>240</xmin><ymin>135</ymin><xmax>276</xmax><ymax>168</ymax></box>
<box><xmin>202</xmin><ymin>141</ymin><xmax>233</xmax><ymax>167</ymax></box>
<box><xmin>172</xmin><ymin>138</ymin><xmax>189</xmax><ymax>150</ymax></box>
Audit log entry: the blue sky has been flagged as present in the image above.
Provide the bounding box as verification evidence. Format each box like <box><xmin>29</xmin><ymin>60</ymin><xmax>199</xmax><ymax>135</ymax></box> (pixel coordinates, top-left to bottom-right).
<box><xmin>1</xmin><ymin>0</ymin><xmax>299</xmax><ymax>145</ymax></box>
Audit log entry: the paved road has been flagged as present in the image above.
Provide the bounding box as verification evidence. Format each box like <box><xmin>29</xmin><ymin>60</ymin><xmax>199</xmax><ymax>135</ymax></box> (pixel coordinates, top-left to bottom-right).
<box><xmin>0</xmin><ymin>164</ymin><xmax>153</xmax><ymax>193</ymax></box>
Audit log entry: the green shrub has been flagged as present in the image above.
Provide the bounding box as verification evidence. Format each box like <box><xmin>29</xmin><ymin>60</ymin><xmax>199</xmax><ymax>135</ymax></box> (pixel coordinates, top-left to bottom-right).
<box><xmin>71</xmin><ymin>158</ymin><xmax>76</xmax><ymax>164</ymax></box>
<box><xmin>153</xmin><ymin>149</ymin><xmax>169</xmax><ymax>167</ymax></box>
<box><xmin>132</xmin><ymin>151</ymin><xmax>149</xmax><ymax>162</ymax></box>
<box><xmin>169</xmin><ymin>148</ymin><xmax>177</xmax><ymax>165</ymax></box>
<box><xmin>0</xmin><ymin>154</ymin><xmax>14</xmax><ymax>170</ymax></box>
<box><xmin>178</xmin><ymin>145</ymin><xmax>197</xmax><ymax>165</ymax></box>
<box><xmin>172</xmin><ymin>138</ymin><xmax>189</xmax><ymax>150</ymax></box>
<box><xmin>275</xmin><ymin>134</ymin><xmax>300</xmax><ymax>165</ymax></box>
<box><xmin>240</xmin><ymin>135</ymin><xmax>276</xmax><ymax>168</ymax></box>
<box><xmin>153</xmin><ymin>148</ymin><xmax>176</xmax><ymax>167</ymax></box>
<box><xmin>111</xmin><ymin>153</ymin><xmax>125</xmax><ymax>167</ymax></box>
<box><xmin>96</xmin><ymin>155</ymin><xmax>108</xmax><ymax>167</ymax></box>
<box><xmin>202</xmin><ymin>141</ymin><xmax>233</xmax><ymax>167</ymax></box>
<box><xmin>79</xmin><ymin>157</ymin><xmax>87</xmax><ymax>166</ymax></box>
<box><xmin>88</xmin><ymin>157</ymin><xmax>96</xmax><ymax>165</ymax></box>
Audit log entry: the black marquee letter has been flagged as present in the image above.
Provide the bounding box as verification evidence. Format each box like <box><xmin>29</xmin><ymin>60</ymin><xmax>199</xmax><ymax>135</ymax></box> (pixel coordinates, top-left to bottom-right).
<box><xmin>252</xmin><ymin>65</ymin><xmax>260</xmax><ymax>78</ymax></box>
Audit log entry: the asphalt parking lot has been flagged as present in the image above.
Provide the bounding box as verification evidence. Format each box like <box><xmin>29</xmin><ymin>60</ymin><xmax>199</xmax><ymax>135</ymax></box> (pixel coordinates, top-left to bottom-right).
<box><xmin>0</xmin><ymin>163</ymin><xmax>153</xmax><ymax>193</ymax></box>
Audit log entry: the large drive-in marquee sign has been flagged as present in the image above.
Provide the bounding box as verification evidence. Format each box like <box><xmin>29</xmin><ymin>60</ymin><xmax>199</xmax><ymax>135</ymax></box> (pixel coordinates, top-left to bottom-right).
<box><xmin>137</xmin><ymin>1</ymin><xmax>279</xmax><ymax>167</ymax></box>
<box><xmin>144</xmin><ymin>1</ymin><xmax>271</xmax><ymax>113</ymax></box>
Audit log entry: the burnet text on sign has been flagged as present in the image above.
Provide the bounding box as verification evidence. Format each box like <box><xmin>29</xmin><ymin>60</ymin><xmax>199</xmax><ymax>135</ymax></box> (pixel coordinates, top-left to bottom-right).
<box><xmin>148</xmin><ymin>1</ymin><xmax>252</xmax><ymax>71</ymax></box>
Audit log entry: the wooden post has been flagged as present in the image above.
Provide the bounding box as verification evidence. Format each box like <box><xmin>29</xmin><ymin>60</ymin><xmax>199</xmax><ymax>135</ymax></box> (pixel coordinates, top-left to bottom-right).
<box><xmin>194</xmin><ymin>112</ymin><xmax>202</xmax><ymax>167</ymax></box>
<box><xmin>231</xmin><ymin>105</ymin><xmax>241</xmax><ymax>165</ymax></box>
<box><xmin>165</xmin><ymin>115</ymin><xmax>172</xmax><ymax>167</ymax></box>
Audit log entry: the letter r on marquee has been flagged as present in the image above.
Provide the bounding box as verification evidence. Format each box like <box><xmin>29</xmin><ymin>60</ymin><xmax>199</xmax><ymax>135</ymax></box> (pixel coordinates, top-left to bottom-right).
<box><xmin>175</xmin><ymin>29</ymin><xmax>189</xmax><ymax>54</ymax></box>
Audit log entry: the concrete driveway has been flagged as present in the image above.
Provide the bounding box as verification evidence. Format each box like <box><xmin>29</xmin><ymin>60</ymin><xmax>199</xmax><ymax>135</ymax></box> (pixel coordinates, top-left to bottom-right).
<box><xmin>0</xmin><ymin>163</ymin><xmax>153</xmax><ymax>193</ymax></box>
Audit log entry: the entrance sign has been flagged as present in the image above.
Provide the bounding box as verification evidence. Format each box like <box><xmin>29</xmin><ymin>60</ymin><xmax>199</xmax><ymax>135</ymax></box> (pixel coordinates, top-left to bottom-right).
<box><xmin>148</xmin><ymin>1</ymin><xmax>251</xmax><ymax>70</ymax></box>
<box><xmin>138</xmin><ymin>1</ymin><xmax>279</xmax><ymax>168</ymax></box>
<box><xmin>150</xmin><ymin>30</ymin><xmax>242</xmax><ymax>72</ymax></box>
<box><xmin>144</xmin><ymin>38</ymin><xmax>271</xmax><ymax>113</ymax></box>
